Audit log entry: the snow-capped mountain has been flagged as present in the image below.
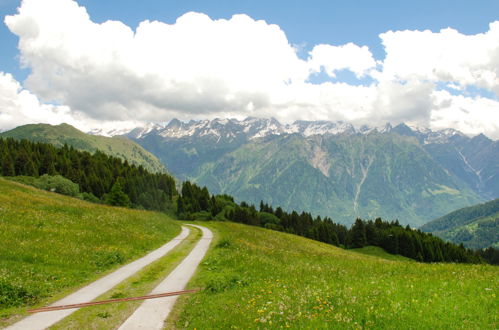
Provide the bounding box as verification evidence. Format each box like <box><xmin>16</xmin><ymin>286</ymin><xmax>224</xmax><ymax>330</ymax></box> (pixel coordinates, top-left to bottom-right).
<box><xmin>83</xmin><ymin>116</ymin><xmax>499</xmax><ymax>226</ymax></box>
<box><xmin>88</xmin><ymin>127</ymin><xmax>137</xmax><ymax>137</ymax></box>
<box><xmin>89</xmin><ymin>122</ymin><xmax>164</xmax><ymax>139</ymax></box>
<box><xmin>151</xmin><ymin>117</ymin><xmax>361</xmax><ymax>140</ymax></box>
<box><xmin>91</xmin><ymin>117</ymin><xmax>479</xmax><ymax>144</ymax></box>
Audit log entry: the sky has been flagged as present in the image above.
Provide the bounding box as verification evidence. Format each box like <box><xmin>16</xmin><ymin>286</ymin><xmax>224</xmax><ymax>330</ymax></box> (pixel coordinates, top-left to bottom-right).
<box><xmin>0</xmin><ymin>0</ymin><xmax>498</xmax><ymax>138</ymax></box>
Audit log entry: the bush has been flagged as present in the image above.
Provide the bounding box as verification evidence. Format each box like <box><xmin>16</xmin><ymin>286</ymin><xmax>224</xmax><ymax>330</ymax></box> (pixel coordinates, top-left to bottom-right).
<box><xmin>190</xmin><ymin>211</ymin><xmax>213</xmax><ymax>221</ymax></box>
<box><xmin>79</xmin><ymin>192</ymin><xmax>101</xmax><ymax>203</ymax></box>
<box><xmin>7</xmin><ymin>175</ymin><xmax>79</xmax><ymax>197</ymax></box>
<box><xmin>37</xmin><ymin>174</ymin><xmax>80</xmax><ymax>196</ymax></box>
<box><xmin>259</xmin><ymin>212</ymin><xmax>281</xmax><ymax>226</ymax></box>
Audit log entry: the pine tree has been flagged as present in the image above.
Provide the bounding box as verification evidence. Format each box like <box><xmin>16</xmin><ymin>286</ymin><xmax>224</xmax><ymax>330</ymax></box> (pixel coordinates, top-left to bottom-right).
<box><xmin>2</xmin><ymin>154</ymin><xmax>15</xmax><ymax>176</ymax></box>
<box><xmin>106</xmin><ymin>180</ymin><xmax>130</xmax><ymax>207</ymax></box>
<box><xmin>351</xmin><ymin>218</ymin><xmax>367</xmax><ymax>248</ymax></box>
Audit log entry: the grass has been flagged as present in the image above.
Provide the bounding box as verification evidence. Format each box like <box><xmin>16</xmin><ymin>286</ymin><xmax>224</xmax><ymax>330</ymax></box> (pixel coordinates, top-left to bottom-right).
<box><xmin>1</xmin><ymin>178</ymin><xmax>497</xmax><ymax>328</ymax></box>
<box><xmin>351</xmin><ymin>246</ymin><xmax>413</xmax><ymax>262</ymax></box>
<box><xmin>173</xmin><ymin>222</ymin><xmax>498</xmax><ymax>329</ymax></box>
<box><xmin>0</xmin><ymin>178</ymin><xmax>180</xmax><ymax>326</ymax></box>
<box><xmin>52</xmin><ymin>225</ymin><xmax>202</xmax><ymax>329</ymax></box>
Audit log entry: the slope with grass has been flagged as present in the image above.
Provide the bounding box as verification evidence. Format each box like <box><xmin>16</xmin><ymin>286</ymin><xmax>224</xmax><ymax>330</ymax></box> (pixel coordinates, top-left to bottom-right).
<box><xmin>0</xmin><ymin>178</ymin><xmax>180</xmax><ymax>326</ymax></box>
<box><xmin>0</xmin><ymin>123</ymin><xmax>165</xmax><ymax>173</ymax></box>
<box><xmin>421</xmin><ymin>198</ymin><xmax>499</xmax><ymax>249</ymax></box>
<box><xmin>351</xmin><ymin>246</ymin><xmax>413</xmax><ymax>262</ymax></box>
<box><xmin>171</xmin><ymin>222</ymin><xmax>498</xmax><ymax>329</ymax></box>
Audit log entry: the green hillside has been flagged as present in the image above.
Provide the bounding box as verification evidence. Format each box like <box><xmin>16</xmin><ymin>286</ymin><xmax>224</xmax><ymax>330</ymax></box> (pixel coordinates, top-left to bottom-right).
<box><xmin>171</xmin><ymin>222</ymin><xmax>498</xmax><ymax>329</ymax></box>
<box><xmin>421</xmin><ymin>199</ymin><xmax>499</xmax><ymax>249</ymax></box>
<box><xmin>0</xmin><ymin>178</ymin><xmax>180</xmax><ymax>325</ymax></box>
<box><xmin>194</xmin><ymin>133</ymin><xmax>483</xmax><ymax>226</ymax></box>
<box><xmin>0</xmin><ymin>123</ymin><xmax>166</xmax><ymax>173</ymax></box>
<box><xmin>351</xmin><ymin>246</ymin><xmax>413</xmax><ymax>262</ymax></box>
<box><xmin>0</xmin><ymin>178</ymin><xmax>497</xmax><ymax>328</ymax></box>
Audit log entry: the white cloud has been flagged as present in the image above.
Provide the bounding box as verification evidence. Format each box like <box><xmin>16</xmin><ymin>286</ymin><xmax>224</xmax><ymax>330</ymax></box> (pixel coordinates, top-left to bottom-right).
<box><xmin>0</xmin><ymin>71</ymin><xmax>77</xmax><ymax>130</ymax></box>
<box><xmin>372</xmin><ymin>80</ymin><xmax>435</xmax><ymax>127</ymax></box>
<box><xmin>1</xmin><ymin>0</ymin><xmax>498</xmax><ymax>139</ymax></box>
<box><xmin>5</xmin><ymin>0</ymin><xmax>309</xmax><ymax>121</ymax></box>
<box><xmin>379</xmin><ymin>23</ymin><xmax>499</xmax><ymax>94</ymax></box>
<box><xmin>0</xmin><ymin>71</ymin><xmax>141</xmax><ymax>133</ymax></box>
<box><xmin>431</xmin><ymin>90</ymin><xmax>499</xmax><ymax>139</ymax></box>
<box><xmin>308</xmin><ymin>43</ymin><xmax>376</xmax><ymax>78</ymax></box>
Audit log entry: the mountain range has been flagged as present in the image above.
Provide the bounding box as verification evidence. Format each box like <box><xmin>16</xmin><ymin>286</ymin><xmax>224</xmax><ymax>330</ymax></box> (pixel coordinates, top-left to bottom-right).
<box><xmin>3</xmin><ymin>118</ymin><xmax>496</xmax><ymax>227</ymax></box>
<box><xmin>118</xmin><ymin>117</ymin><xmax>497</xmax><ymax>226</ymax></box>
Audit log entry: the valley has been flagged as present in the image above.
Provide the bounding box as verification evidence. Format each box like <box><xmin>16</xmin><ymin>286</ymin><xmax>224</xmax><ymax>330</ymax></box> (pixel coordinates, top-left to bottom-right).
<box><xmin>1</xmin><ymin>2</ymin><xmax>498</xmax><ymax>328</ymax></box>
<box><xmin>421</xmin><ymin>198</ymin><xmax>499</xmax><ymax>249</ymax></box>
<box><xmin>126</xmin><ymin>118</ymin><xmax>494</xmax><ymax>226</ymax></box>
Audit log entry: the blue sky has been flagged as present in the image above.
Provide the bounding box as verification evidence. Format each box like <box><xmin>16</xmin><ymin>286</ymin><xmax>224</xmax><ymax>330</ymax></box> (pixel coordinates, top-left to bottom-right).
<box><xmin>0</xmin><ymin>0</ymin><xmax>498</xmax><ymax>137</ymax></box>
<box><xmin>2</xmin><ymin>0</ymin><xmax>499</xmax><ymax>81</ymax></box>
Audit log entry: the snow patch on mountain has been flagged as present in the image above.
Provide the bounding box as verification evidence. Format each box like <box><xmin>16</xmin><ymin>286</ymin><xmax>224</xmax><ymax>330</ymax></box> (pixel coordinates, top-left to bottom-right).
<box><xmin>87</xmin><ymin>117</ymin><xmax>483</xmax><ymax>145</ymax></box>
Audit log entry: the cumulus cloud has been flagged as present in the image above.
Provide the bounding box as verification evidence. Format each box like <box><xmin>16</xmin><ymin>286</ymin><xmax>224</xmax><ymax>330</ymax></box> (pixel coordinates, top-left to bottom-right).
<box><xmin>372</xmin><ymin>80</ymin><xmax>435</xmax><ymax>127</ymax></box>
<box><xmin>308</xmin><ymin>43</ymin><xmax>377</xmax><ymax>78</ymax></box>
<box><xmin>1</xmin><ymin>0</ymin><xmax>498</xmax><ymax>139</ymax></box>
<box><xmin>0</xmin><ymin>71</ymin><xmax>78</xmax><ymax>130</ymax></box>
<box><xmin>431</xmin><ymin>90</ymin><xmax>499</xmax><ymax>139</ymax></box>
<box><xmin>5</xmin><ymin>0</ymin><xmax>309</xmax><ymax>121</ymax></box>
<box><xmin>379</xmin><ymin>23</ymin><xmax>499</xmax><ymax>94</ymax></box>
<box><xmin>0</xmin><ymin>71</ymin><xmax>142</xmax><ymax>133</ymax></box>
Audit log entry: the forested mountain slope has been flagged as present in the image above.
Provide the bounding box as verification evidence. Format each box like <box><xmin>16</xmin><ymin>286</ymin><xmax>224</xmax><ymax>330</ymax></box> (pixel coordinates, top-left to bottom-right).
<box><xmin>128</xmin><ymin>118</ymin><xmax>489</xmax><ymax>226</ymax></box>
<box><xmin>421</xmin><ymin>199</ymin><xmax>499</xmax><ymax>249</ymax></box>
<box><xmin>1</xmin><ymin>123</ymin><xmax>165</xmax><ymax>173</ymax></box>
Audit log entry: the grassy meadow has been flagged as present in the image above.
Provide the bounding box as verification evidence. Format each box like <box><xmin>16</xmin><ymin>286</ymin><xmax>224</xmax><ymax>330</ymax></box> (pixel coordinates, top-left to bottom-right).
<box><xmin>0</xmin><ymin>178</ymin><xmax>180</xmax><ymax>325</ymax></box>
<box><xmin>1</xmin><ymin>176</ymin><xmax>497</xmax><ymax>329</ymax></box>
<box><xmin>172</xmin><ymin>222</ymin><xmax>498</xmax><ymax>329</ymax></box>
<box><xmin>52</xmin><ymin>226</ymin><xmax>202</xmax><ymax>329</ymax></box>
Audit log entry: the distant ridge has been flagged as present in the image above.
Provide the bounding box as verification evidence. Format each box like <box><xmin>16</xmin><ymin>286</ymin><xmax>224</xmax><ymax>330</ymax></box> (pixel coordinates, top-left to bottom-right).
<box><xmin>0</xmin><ymin>123</ymin><xmax>166</xmax><ymax>173</ymax></box>
<box><xmin>421</xmin><ymin>199</ymin><xmax>499</xmax><ymax>249</ymax></box>
<box><xmin>115</xmin><ymin>117</ymin><xmax>496</xmax><ymax>226</ymax></box>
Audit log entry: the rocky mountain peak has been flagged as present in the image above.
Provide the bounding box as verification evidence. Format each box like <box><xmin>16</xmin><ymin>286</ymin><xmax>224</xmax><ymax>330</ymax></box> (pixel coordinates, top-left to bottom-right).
<box><xmin>86</xmin><ymin>117</ymin><xmax>494</xmax><ymax>146</ymax></box>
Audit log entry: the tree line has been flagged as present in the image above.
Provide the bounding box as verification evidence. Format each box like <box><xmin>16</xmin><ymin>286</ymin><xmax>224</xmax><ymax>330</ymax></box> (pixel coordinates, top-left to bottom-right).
<box><xmin>177</xmin><ymin>181</ymin><xmax>484</xmax><ymax>264</ymax></box>
<box><xmin>0</xmin><ymin>137</ymin><xmax>176</xmax><ymax>211</ymax></box>
<box><xmin>1</xmin><ymin>137</ymin><xmax>493</xmax><ymax>264</ymax></box>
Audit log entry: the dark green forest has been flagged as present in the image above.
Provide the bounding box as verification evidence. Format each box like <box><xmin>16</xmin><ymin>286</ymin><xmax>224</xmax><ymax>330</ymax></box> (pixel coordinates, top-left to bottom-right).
<box><xmin>1</xmin><ymin>137</ymin><xmax>496</xmax><ymax>265</ymax></box>
<box><xmin>421</xmin><ymin>198</ymin><xmax>499</xmax><ymax>232</ymax></box>
<box><xmin>0</xmin><ymin>137</ymin><xmax>176</xmax><ymax>211</ymax></box>
<box><xmin>177</xmin><ymin>181</ymin><xmax>486</xmax><ymax>264</ymax></box>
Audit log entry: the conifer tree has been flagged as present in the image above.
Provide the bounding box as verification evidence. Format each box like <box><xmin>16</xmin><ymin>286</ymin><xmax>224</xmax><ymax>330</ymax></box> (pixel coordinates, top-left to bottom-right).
<box><xmin>351</xmin><ymin>218</ymin><xmax>367</xmax><ymax>248</ymax></box>
<box><xmin>106</xmin><ymin>180</ymin><xmax>130</xmax><ymax>207</ymax></box>
<box><xmin>2</xmin><ymin>154</ymin><xmax>15</xmax><ymax>176</ymax></box>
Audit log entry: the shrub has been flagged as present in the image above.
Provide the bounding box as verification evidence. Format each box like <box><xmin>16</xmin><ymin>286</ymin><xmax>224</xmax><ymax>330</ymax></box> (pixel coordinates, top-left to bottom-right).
<box><xmin>190</xmin><ymin>211</ymin><xmax>213</xmax><ymax>221</ymax></box>
<box><xmin>79</xmin><ymin>192</ymin><xmax>101</xmax><ymax>203</ymax></box>
<box><xmin>7</xmin><ymin>175</ymin><xmax>79</xmax><ymax>197</ymax></box>
<box><xmin>37</xmin><ymin>174</ymin><xmax>80</xmax><ymax>196</ymax></box>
